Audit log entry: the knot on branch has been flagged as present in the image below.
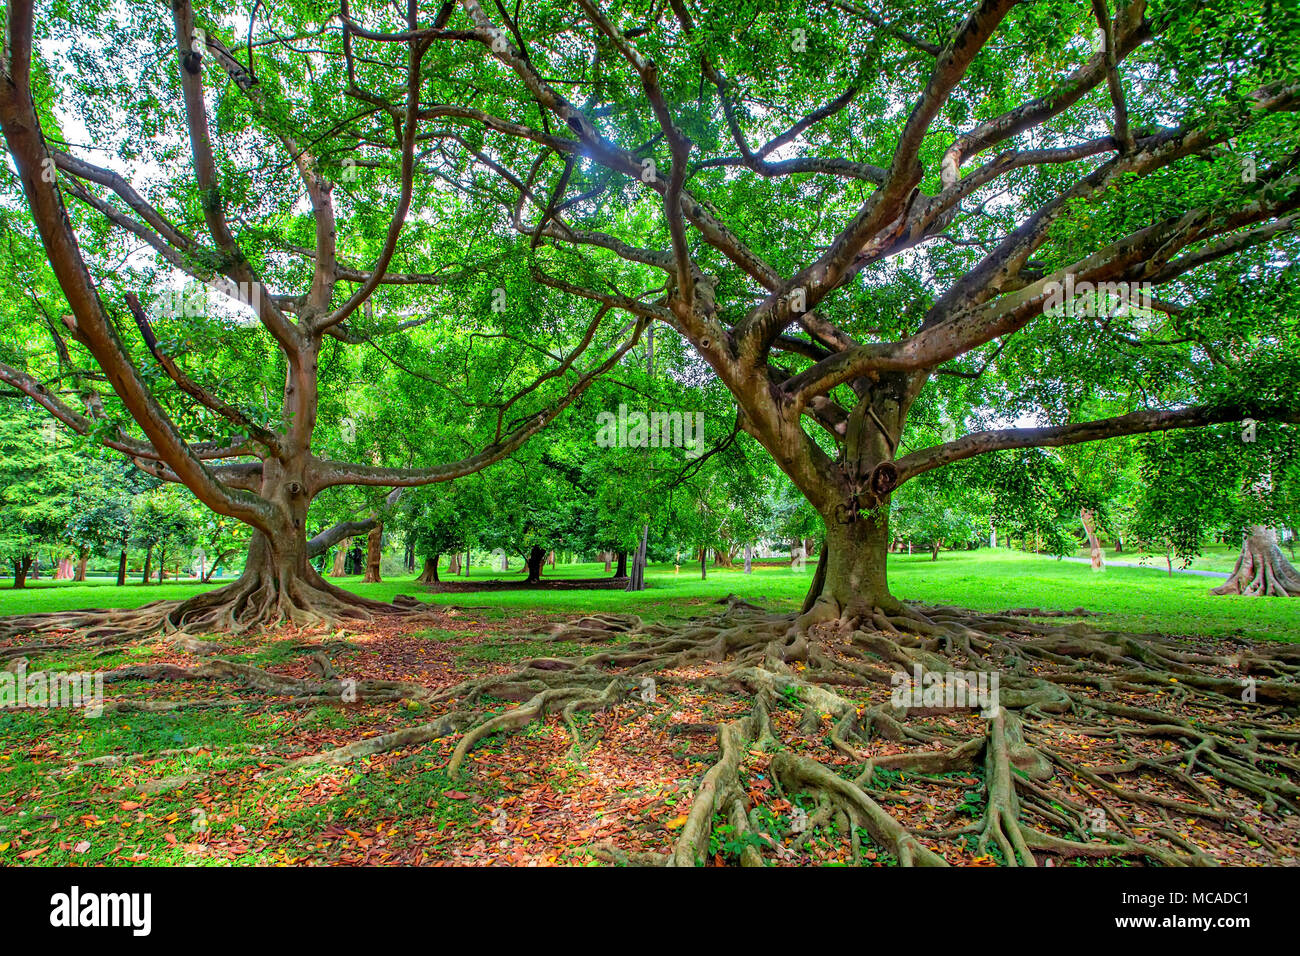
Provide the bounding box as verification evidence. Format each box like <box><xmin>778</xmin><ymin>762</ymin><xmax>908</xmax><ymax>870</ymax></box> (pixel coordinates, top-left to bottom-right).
<box><xmin>869</xmin><ymin>461</ymin><xmax>899</xmax><ymax>498</ymax></box>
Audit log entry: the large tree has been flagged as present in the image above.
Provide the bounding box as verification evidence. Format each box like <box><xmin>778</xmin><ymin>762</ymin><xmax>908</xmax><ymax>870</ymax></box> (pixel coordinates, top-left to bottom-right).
<box><xmin>0</xmin><ymin>0</ymin><xmax>646</xmax><ymax>636</ymax></box>
<box><xmin>317</xmin><ymin>0</ymin><xmax>1300</xmax><ymax>620</ymax></box>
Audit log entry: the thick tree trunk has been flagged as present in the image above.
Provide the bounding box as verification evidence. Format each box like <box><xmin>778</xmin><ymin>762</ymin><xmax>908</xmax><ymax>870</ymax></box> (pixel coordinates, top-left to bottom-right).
<box><xmin>74</xmin><ymin>549</ymin><xmax>88</xmax><ymax>582</ymax></box>
<box><xmin>12</xmin><ymin>556</ymin><xmax>31</xmax><ymax>588</ymax></box>
<box><xmin>447</xmin><ymin>552</ymin><xmax>461</xmax><ymax>575</ymax></box>
<box><xmin>603</xmin><ymin>551</ymin><xmax>612</xmax><ymax>573</ymax></box>
<box><xmin>614</xmin><ymin>550</ymin><xmax>628</xmax><ymax>579</ymax></box>
<box><xmin>363</xmin><ymin>523</ymin><xmax>382</xmax><ymax>583</ymax></box>
<box><xmin>743</xmin><ymin>545</ymin><xmax>753</xmax><ymax>573</ymax></box>
<box><xmin>116</xmin><ymin>548</ymin><xmax>127</xmax><ymax>586</ymax></box>
<box><xmin>142</xmin><ymin>546</ymin><xmax>152</xmax><ymax>584</ymax></box>
<box><xmin>525</xmin><ymin>545</ymin><xmax>546</xmax><ymax>584</ymax></box>
<box><xmin>809</xmin><ymin>512</ymin><xmax>897</xmax><ymax>617</ymax></box>
<box><xmin>330</xmin><ymin>537</ymin><xmax>350</xmax><ymax>576</ymax></box>
<box><xmin>417</xmin><ymin>555</ymin><xmax>439</xmax><ymax>584</ymax></box>
<box><xmin>1212</xmin><ymin>526</ymin><xmax>1300</xmax><ymax>597</ymax></box>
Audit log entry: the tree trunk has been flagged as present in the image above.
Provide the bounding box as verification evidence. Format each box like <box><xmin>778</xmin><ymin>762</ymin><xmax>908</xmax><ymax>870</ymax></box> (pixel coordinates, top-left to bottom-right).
<box><xmin>330</xmin><ymin>537</ymin><xmax>350</xmax><ymax>576</ymax></box>
<box><xmin>626</xmin><ymin>526</ymin><xmax>648</xmax><ymax>592</ymax></box>
<box><xmin>142</xmin><ymin>546</ymin><xmax>152</xmax><ymax>584</ymax></box>
<box><xmin>525</xmin><ymin>545</ymin><xmax>546</xmax><ymax>585</ymax></box>
<box><xmin>931</xmin><ymin>544</ymin><xmax>940</xmax><ymax>561</ymax></box>
<box><xmin>1212</xmin><ymin>526</ymin><xmax>1300</xmax><ymax>597</ymax></box>
<box><xmin>417</xmin><ymin>555</ymin><xmax>439</xmax><ymax>584</ymax></box>
<box><xmin>743</xmin><ymin>544</ymin><xmax>753</xmax><ymax>574</ymax></box>
<box><xmin>809</xmin><ymin>511</ymin><xmax>897</xmax><ymax>617</ymax></box>
<box><xmin>700</xmin><ymin>547</ymin><xmax>707</xmax><ymax>580</ymax></box>
<box><xmin>614</xmin><ymin>550</ymin><xmax>628</xmax><ymax>579</ymax></box>
<box><xmin>158</xmin><ymin>546</ymin><xmax>166</xmax><ymax>584</ymax></box>
<box><xmin>116</xmin><ymin>548</ymin><xmax>127</xmax><ymax>586</ymax></box>
<box><xmin>363</xmin><ymin>523</ymin><xmax>382</xmax><ymax>583</ymax></box>
<box><xmin>1080</xmin><ymin>508</ymin><xmax>1105</xmax><ymax>571</ymax></box>
<box><xmin>447</xmin><ymin>552</ymin><xmax>461</xmax><ymax>575</ymax></box>
<box><xmin>603</xmin><ymin>551</ymin><xmax>612</xmax><ymax>573</ymax></box>
<box><xmin>75</xmin><ymin>549</ymin><xmax>89</xmax><ymax>582</ymax></box>
<box><xmin>12</xmin><ymin>556</ymin><xmax>31</xmax><ymax>588</ymax></box>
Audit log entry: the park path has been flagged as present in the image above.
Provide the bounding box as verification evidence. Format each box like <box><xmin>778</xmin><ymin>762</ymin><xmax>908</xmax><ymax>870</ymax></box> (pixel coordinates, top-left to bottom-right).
<box><xmin>1050</xmin><ymin>554</ymin><xmax>1229</xmax><ymax>579</ymax></box>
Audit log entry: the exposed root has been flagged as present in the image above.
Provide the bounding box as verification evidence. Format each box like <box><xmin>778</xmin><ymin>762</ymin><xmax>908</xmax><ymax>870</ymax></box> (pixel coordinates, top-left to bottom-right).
<box><xmin>392</xmin><ymin>595</ymin><xmax>1300</xmax><ymax>866</ymax></box>
<box><xmin>18</xmin><ymin>582</ymin><xmax>1299</xmax><ymax>867</ymax></box>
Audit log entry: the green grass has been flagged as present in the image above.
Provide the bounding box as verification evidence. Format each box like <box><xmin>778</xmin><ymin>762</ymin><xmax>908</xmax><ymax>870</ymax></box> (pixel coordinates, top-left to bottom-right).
<box><xmin>2</xmin><ymin>550</ymin><xmax>1297</xmax><ymax>643</ymax></box>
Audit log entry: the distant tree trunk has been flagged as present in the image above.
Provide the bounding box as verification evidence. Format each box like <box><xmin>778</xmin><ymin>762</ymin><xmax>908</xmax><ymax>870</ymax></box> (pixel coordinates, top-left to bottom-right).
<box><xmin>549</xmin><ymin>550</ymin><xmax>556</xmax><ymax>568</ymax></box>
<box><xmin>1080</xmin><ymin>508</ymin><xmax>1105</xmax><ymax>571</ymax></box>
<box><xmin>804</xmin><ymin>537</ymin><xmax>816</xmax><ymax>559</ymax></box>
<box><xmin>614</xmin><ymin>550</ymin><xmax>628</xmax><ymax>578</ymax></box>
<box><xmin>626</xmin><ymin>527</ymin><xmax>648</xmax><ymax>592</ymax></box>
<box><xmin>417</xmin><ymin>555</ymin><xmax>439</xmax><ymax>583</ymax></box>
<box><xmin>931</xmin><ymin>544</ymin><xmax>941</xmax><ymax>561</ymax></box>
<box><xmin>202</xmin><ymin>550</ymin><xmax>234</xmax><ymax>583</ymax></box>
<box><xmin>116</xmin><ymin>548</ymin><xmax>127</xmax><ymax>586</ymax></box>
<box><xmin>157</xmin><ymin>546</ymin><xmax>166</xmax><ymax>584</ymax></box>
<box><xmin>330</xmin><ymin>537</ymin><xmax>350</xmax><ymax>577</ymax></box>
<box><xmin>74</xmin><ymin>549</ymin><xmax>88</xmax><ymax>581</ymax></box>
<box><xmin>447</xmin><ymin>552</ymin><xmax>461</xmax><ymax>575</ymax></box>
<box><xmin>1212</xmin><ymin>526</ymin><xmax>1300</xmax><ymax>597</ymax></box>
<box><xmin>464</xmin><ymin>549</ymin><xmax>470</xmax><ymax>575</ymax></box>
<box><xmin>142</xmin><ymin>546</ymin><xmax>152</xmax><ymax>584</ymax></box>
<box><xmin>603</xmin><ymin>551</ymin><xmax>612</xmax><ymax>573</ymax></box>
<box><xmin>525</xmin><ymin>545</ymin><xmax>546</xmax><ymax>584</ymax></box>
<box><xmin>12</xmin><ymin>555</ymin><xmax>32</xmax><ymax>588</ymax></box>
<box><xmin>1114</xmin><ymin>535</ymin><xmax>1123</xmax><ymax>554</ymax></box>
<box><xmin>700</xmin><ymin>547</ymin><xmax>707</xmax><ymax>580</ymax></box>
<box><xmin>363</xmin><ymin>523</ymin><xmax>383</xmax><ymax>583</ymax></box>
<box><xmin>743</xmin><ymin>545</ymin><xmax>753</xmax><ymax>573</ymax></box>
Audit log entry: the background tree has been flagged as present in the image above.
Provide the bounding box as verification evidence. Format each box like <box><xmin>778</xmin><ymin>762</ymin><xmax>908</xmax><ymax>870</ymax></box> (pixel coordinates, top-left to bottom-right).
<box><xmin>0</xmin><ymin>0</ymin><xmax>647</xmax><ymax>635</ymax></box>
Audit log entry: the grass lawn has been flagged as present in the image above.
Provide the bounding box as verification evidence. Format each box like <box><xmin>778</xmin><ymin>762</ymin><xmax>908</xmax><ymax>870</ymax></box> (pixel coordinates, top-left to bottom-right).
<box><xmin>2</xmin><ymin>548</ymin><xmax>1296</xmax><ymax>643</ymax></box>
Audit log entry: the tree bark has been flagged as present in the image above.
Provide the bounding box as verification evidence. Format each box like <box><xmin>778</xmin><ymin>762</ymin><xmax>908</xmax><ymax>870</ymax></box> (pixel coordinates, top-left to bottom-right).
<box><xmin>810</xmin><ymin>512</ymin><xmax>897</xmax><ymax>617</ymax></box>
<box><xmin>447</xmin><ymin>552</ymin><xmax>461</xmax><ymax>575</ymax></box>
<box><xmin>614</xmin><ymin>550</ymin><xmax>628</xmax><ymax>579</ymax></box>
<box><xmin>74</xmin><ymin>549</ymin><xmax>88</xmax><ymax>582</ymax></box>
<box><xmin>142</xmin><ymin>546</ymin><xmax>152</xmax><ymax>585</ymax></box>
<box><xmin>1080</xmin><ymin>508</ymin><xmax>1105</xmax><ymax>571</ymax></box>
<box><xmin>363</xmin><ymin>523</ymin><xmax>383</xmax><ymax>583</ymax></box>
<box><xmin>603</xmin><ymin>551</ymin><xmax>612</xmax><ymax>573</ymax></box>
<box><xmin>626</xmin><ymin>526</ymin><xmax>648</xmax><ymax>592</ymax></box>
<box><xmin>116</xmin><ymin>548</ymin><xmax>128</xmax><ymax>586</ymax></box>
<box><xmin>743</xmin><ymin>544</ymin><xmax>753</xmax><ymax>573</ymax></box>
<box><xmin>417</xmin><ymin>555</ymin><xmax>439</xmax><ymax>584</ymax></box>
<box><xmin>12</xmin><ymin>556</ymin><xmax>32</xmax><ymax>588</ymax></box>
<box><xmin>525</xmin><ymin>545</ymin><xmax>546</xmax><ymax>584</ymax></box>
<box><xmin>330</xmin><ymin>537</ymin><xmax>351</xmax><ymax>577</ymax></box>
<box><xmin>1212</xmin><ymin>526</ymin><xmax>1300</xmax><ymax>597</ymax></box>
<box><xmin>700</xmin><ymin>547</ymin><xmax>707</xmax><ymax>580</ymax></box>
